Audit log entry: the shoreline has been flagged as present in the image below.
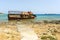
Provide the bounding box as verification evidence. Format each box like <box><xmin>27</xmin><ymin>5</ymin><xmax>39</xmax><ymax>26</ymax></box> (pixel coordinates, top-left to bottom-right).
<box><xmin>0</xmin><ymin>20</ymin><xmax>60</xmax><ymax>40</ymax></box>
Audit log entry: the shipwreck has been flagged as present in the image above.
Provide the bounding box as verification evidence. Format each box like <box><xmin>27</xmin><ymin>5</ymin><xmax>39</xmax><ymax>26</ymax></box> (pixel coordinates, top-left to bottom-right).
<box><xmin>8</xmin><ymin>11</ymin><xmax>36</xmax><ymax>20</ymax></box>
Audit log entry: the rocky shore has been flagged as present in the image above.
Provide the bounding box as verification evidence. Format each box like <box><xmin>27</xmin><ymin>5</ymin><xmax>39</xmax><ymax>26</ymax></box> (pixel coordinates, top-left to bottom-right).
<box><xmin>0</xmin><ymin>20</ymin><xmax>60</xmax><ymax>40</ymax></box>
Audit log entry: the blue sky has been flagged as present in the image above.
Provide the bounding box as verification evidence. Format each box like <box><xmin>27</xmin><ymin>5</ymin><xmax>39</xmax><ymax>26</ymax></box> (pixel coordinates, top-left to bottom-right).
<box><xmin>0</xmin><ymin>0</ymin><xmax>60</xmax><ymax>14</ymax></box>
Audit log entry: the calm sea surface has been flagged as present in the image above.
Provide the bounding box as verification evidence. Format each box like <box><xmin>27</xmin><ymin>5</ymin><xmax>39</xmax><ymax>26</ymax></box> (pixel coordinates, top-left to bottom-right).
<box><xmin>35</xmin><ymin>14</ymin><xmax>60</xmax><ymax>22</ymax></box>
<box><xmin>0</xmin><ymin>14</ymin><xmax>8</xmax><ymax>22</ymax></box>
<box><xmin>0</xmin><ymin>14</ymin><xmax>60</xmax><ymax>22</ymax></box>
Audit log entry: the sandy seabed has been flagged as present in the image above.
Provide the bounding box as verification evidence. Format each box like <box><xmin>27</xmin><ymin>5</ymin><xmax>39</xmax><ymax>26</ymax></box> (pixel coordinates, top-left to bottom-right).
<box><xmin>0</xmin><ymin>20</ymin><xmax>60</xmax><ymax>40</ymax></box>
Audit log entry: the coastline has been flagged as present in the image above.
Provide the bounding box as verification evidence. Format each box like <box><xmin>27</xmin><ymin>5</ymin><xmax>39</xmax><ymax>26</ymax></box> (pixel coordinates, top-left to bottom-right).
<box><xmin>0</xmin><ymin>20</ymin><xmax>60</xmax><ymax>40</ymax></box>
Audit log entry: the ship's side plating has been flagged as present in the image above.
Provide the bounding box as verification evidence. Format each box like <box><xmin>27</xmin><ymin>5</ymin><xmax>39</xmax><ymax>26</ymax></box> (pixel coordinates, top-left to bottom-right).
<box><xmin>8</xmin><ymin>11</ymin><xmax>36</xmax><ymax>20</ymax></box>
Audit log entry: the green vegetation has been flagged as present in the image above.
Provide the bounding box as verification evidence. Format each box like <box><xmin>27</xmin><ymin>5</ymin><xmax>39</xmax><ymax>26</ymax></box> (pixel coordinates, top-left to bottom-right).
<box><xmin>41</xmin><ymin>36</ymin><xmax>57</xmax><ymax>40</ymax></box>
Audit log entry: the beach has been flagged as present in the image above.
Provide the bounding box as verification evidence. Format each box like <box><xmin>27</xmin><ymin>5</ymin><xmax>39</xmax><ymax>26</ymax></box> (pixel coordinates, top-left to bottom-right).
<box><xmin>0</xmin><ymin>20</ymin><xmax>60</xmax><ymax>40</ymax></box>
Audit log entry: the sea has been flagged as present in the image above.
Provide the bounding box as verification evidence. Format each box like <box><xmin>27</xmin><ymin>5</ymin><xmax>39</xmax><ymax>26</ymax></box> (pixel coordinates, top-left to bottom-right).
<box><xmin>0</xmin><ymin>14</ymin><xmax>60</xmax><ymax>22</ymax></box>
<box><xmin>35</xmin><ymin>14</ymin><xmax>60</xmax><ymax>22</ymax></box>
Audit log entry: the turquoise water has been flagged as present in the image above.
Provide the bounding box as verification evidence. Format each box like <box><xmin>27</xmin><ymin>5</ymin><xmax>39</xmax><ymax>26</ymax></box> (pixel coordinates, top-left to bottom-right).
<box><xmin>0</xmin><ymin>14</ymin><xmax>8</xmax><ymax>22</ymax></box>
<box><xmin>34</xmin><ymin>14</ymin><xmax>60</xmax><ymax>22</ymax></box>
<box><xmin>0</xmin><ymin>14</ymin><xmax>60</xmax><ymax>22</ymax></box>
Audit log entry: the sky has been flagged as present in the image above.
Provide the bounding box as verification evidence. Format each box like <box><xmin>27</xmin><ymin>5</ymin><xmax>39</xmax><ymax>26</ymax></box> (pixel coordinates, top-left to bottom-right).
<box><xmin>0</xmin><ymin>0</ymin><xmax>60</xmax><ymax>14</ymax></box>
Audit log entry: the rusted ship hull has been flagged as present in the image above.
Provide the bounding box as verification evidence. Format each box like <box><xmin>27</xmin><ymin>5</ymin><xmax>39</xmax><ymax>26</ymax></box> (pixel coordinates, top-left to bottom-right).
<box><xmin>8</xmin><ymin>14</ymin><xmax>36</xmax><ymax>20</ymax></box>
<box><xmin>8</xmin><ymin>11</ymin><xmax>36</xmax><ymax>20</ymax></box>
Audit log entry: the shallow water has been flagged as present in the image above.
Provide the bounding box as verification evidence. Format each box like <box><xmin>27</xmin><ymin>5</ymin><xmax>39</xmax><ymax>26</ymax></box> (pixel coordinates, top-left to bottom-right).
<box><xmin>0</xmin><ymin>14</ymin><xmax>60</xmax><ymax>22</ymax></box>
